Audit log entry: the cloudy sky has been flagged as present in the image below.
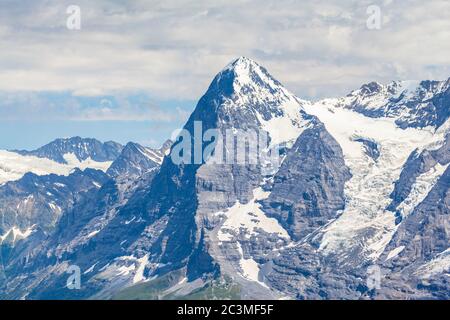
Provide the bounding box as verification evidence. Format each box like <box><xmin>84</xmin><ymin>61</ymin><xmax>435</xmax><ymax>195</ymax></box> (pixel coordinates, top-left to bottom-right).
<box><xmin>0</xmin><ymin>0</ymin><xmax>449</xmax><ymax>149</ymax></box>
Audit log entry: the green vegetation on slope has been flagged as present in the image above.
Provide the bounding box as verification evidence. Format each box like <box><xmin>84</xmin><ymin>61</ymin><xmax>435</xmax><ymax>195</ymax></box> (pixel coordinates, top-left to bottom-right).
<box><xmin>112</xmin><ymin>271</ymin><xmax>241</xmax><ymax>300</ymax></box>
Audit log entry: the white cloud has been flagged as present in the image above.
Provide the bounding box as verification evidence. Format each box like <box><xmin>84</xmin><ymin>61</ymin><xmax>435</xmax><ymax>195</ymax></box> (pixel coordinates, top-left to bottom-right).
<box><xmin>0</xmin><ymin>0</ymin><xmax>449</xmax><ymax>101</ymax></box>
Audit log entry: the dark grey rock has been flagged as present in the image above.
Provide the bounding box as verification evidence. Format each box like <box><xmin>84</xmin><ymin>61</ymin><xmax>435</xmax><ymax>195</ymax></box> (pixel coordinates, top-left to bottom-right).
<box><xmin>106</xmin><ymin>142</ymin><xmax>163</xmax><ymax>178</ymax></box>
<box><xmin>261</xmin><ymin>120</ymin><xmax>351</xmax><ymax>241</ymax></box>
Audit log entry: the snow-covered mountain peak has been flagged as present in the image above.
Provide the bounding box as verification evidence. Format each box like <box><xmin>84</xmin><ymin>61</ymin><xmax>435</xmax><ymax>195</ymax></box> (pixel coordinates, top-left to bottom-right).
<box><xmin>106</xmin><ymin>140</ymin><xmax>171</xmax><ymax>178</ymax></box>
<box><xmin>222</xmin><ymin>56</ymin><xmax>271</xmax><ymax>86</ymax></box>
<box><xmin>201</xmin><ymin>57</ymin><xmax>312</xmax><ymax>145</ymax></box>
<box><xmin>332</xmin><ymin>76</ymin><xmax>450</xmax><ymax>129</ymax></box>
<box><xmin>222</xmin><ymin>56</ymin><xmax>263</xmax><ymax>76</ymax></box>
<box><xmin>125</xmin><ymin>142</ymin><xmax>164</xmax><ymax>165</ymax></box>
<box><xmin>223</xmin><ymin>56</ymin><xmax>256</xmax><ymax>71</ymax></box>
<box><xmin>348</xmin><ymin>80</ymin><xmax>418</xmax><ymax>102</ymax></box>
<box><xmin>355</xmin><ymin>81</ymin><xmax>385</xmax><ymax>96</ymax></box>
<box><xmin>14</xmin><ymin>136</ymin><xmax>123</xmax><ymax>164</ymax></box>
<box><xmin>349</xmin><ymin>79</ymin><xmax>447</xmax><ymax>101</ymax></box>
<box><xmin>218</xmin><ymin>56</ymin><xmax>305</xmax><ymax>106</ymax></box>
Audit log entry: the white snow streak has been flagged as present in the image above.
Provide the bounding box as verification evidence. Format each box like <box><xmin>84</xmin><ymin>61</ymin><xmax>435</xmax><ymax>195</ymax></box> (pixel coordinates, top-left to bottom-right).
<box><xmin>236</xmin><ymin>242</ymin><xmax>266</xmax><ymax>286</ymax></box>
<box><xmin>0</xmin><ymin>225</ymin><xmax>36</xmax><ymax>243</ymax></box>
<box><xmin>385</xmin><ymin>246</ymin><xmax>405</xmax><ymax>261</ymax></box>
<box><xmin>0</xmin><ymin>150</ymin><xmax>111</xmax><ymax>185</ymax></box>
<box><xmin>416</xmin><ymin>248</ymin><xmax>450</xmax><ymax>279</ymax></box>
<box><xmin>133</xmin><ymin>254</ymin><xmax>149</xmax><ymax>284</ymax></box>
<box><xmin>396</xmin><ymin>162</ymin><xmax>449</xmax><ymax>219</ymax></box>
<box><xmin>217</xmin><ymin>187</ymin><xmax>290</xmax><ymax>242</ymax></box>
<box><xmin>63</xmin><ymin>153</ymin><xmax>112</xmax><ymax>172</ymax></box>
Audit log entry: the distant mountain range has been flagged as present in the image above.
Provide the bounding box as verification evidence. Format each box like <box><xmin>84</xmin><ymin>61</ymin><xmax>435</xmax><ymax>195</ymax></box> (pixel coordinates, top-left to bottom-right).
<box><xmin>13</xmin><ymin>136</ymin><xmax>123</xmax><ymax>164</ymax></box>
<box><xmin>0</xmin><ymin>57</ymin><xmax>448</xmax><ymax>300</ymax></box>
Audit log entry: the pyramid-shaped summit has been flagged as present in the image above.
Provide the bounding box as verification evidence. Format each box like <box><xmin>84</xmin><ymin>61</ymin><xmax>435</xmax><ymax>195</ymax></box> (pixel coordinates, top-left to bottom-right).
<box><xmin>215</xmin><ymin>56</ymin><xmax>297</xmax><ymax>101</ymax></box>
<box><xmin>195</xmin><ymin>57</ymin><xmax>311</xmax><ymax>145</ymax></box>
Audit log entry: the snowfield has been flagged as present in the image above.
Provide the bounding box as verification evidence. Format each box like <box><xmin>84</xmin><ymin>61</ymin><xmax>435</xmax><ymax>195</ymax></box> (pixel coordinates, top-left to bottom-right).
<box><xmin>221</xmin><ymin>56</ymin><xmax>312</xmax><ymax>147</ymax></box>
<box><xmin>396</xmin><ymin>162</ymin><xmax>449</xmax><ymax>219</ymax></box>
<box><xmin>303</xmin><ymin>100</ymin><xmax>445</xmax><ymax>263</ymax></box>
<box><xmin>0</xmin><ymin>225</ymin><xmax>36</xmax><ymax>244</ymax></box>
<box><xmin>0</xmin><ymin>150</ymin><xmax>112</xmax><ymax>185</ymax></box>
<box><xmin>217</xmin><ymin>187</ymin><xmax>290</xmax><ymax>242</ymax></box>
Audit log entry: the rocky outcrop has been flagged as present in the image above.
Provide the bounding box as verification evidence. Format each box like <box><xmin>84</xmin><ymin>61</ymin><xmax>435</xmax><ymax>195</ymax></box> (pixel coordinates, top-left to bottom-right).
<box><xmin>0</xmin><ymin>168</ymin><xmax>109</xmax><ymax>238</ymax></box>
<box><xmin>264</xmin><ymin>244</ymin><xmax>366</xmax><ymax>299</ymax></box>
<box><xmin>388</xmin><ymin>133</ymin><xmax>449</xmax><ymax>223</ymax></box>
<box><xmin>377</xmin><ymin>165</ymin><xmax>450</xmax><ymax>299</ymax></box>
<box><xmin>261</xmin><ymin>120</ymin><xmax>351</xmax><ymax>241</ymax></box>
<box><xmin>107</xmin><ymin>142</ymin><xmax>162</xmax><ymax>178</ymax></box>
<box><xmin>383</xmin><ymin>166</ymin><xmax>450</xmax><ymax>270</ymax></box>
<box><xmin>1</xmin><ymin>58</ymin><xmax>449</xmax><ymax>300</ymax></box>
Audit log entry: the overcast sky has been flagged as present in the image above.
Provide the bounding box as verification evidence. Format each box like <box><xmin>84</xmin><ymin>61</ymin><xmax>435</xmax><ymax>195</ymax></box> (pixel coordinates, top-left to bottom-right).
<box><xmin>0</xmin><ymin>0</ymin><xmax>449</xmax><ymax>148</ymax></box>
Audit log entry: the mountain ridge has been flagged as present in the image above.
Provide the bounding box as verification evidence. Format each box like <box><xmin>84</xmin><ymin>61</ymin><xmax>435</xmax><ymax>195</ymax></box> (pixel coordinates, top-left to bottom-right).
<box><xmin>0</xmin><ymin>57</ymin><xmax>448</xmax><ymax>300</ymax></box>
<box><xmin>13</xmin><ymin>136</ymin><xmax>123</xmax><ymax>164</ymax></box>
<box><xmin>325</xmin><ymin>77</ymin><xmax>450</xmax><ymax>129</ymax></box>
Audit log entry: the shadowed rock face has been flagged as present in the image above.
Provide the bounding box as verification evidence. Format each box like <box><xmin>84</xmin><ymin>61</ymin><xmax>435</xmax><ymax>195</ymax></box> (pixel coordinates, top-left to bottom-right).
<box><xmin>383</xmin><ymin>166</ymin><xmax>450</xmax><ymax>269</ymax></box>
<box><xmin>261</xmin><ymin>120</ymin><xmax>351</xmax><ymax>241</ymax></box>
<box><xmin>0</xmin><ymin>168</ymin><xmax>110</xmax><ymax>294</ymax></box>
<box><xmin>106</xmin><ymin>142</ymin><xmax>163</xmax><ymax>178</ymax></box>
<box><xmin>375</xmin><ymin>166</ymin><xmax>450</xmax><ymax>299</ymax></box>
<box><xmin>1</xmin><ymin>58</ymin><xmax>449</xmax><ymax>300</ymax></box>
<box><xmin>0</xmin><ymin>168</ymin><xmax>109</xmax><ymax>237</ymax></box>
<box><xmin>389</xmin><ymin>134</ymin><xmax>450</xmax><ymax>212</ymax></box>
<box><xmin>0</xmin><ymin>167</ymin><xmax>159</xmax><ymax>299</ymax></box>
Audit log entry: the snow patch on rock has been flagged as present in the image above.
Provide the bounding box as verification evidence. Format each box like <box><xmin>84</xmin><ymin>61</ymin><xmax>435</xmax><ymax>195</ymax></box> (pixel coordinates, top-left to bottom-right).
<box><xmin>0</xmin><ymin>150</ymin><xmax>111</xmax><ymax>185</ymax></box>
<box><xmin>385</xmin><ymin>246</ymin><xmax>405</xmax><ymax>261</ymax></box>
<box><xmin>0</xmin><ymin>225</ymin><xmax>36</xmax><ymax>243</ymax></box>
<box><xmin>217</xmin><ymin>187</ymin><xmax>290</xmax><ymax>242</ymax></box>
<box><xmin>396</xmin><ymin>162</ymin><xmax>449</xmax><ymax>219</ymax></box>
<box><xmin>416</xmin><ymin>248</ymin><xmax>450</xmax><ymax>279</ymax></box>
<box><xmin>63</xmin><ymin>153</ymin><xmax>112</xmax><ymax>172</ymax></box>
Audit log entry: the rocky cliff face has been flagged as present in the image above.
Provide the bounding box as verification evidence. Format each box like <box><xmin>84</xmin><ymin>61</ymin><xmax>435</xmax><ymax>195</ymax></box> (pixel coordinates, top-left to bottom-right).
<box><xmin>0</xmin><ymin>168</ymin><xmax>110</xmax><ymax>290</ymax></box>
<box><xmin>376</xmin><ymin>131</ymin><xmax>450</xmax><ymax>299</ymax></box>
<box><xmin>388</xmin><ymin>133</ymin><xmax>450</xmax><ymax>219</ymax></box>
<box><xmin>1</xmin><ymin>58</ymin><xmax>449</xmax><ymax>300</ymax></box>
<box><xmin>0</xmin><ymin>168</ymin><xmax>109</xmax><ymax>239</ymax></box>
<box><xmin>261</xmin><ymin>120</ymin><xmax>351</xmax><ymax>241</ymax></box>
<box><xmin>107</xmin><ymin>141</ymin><xmax>170</xmax><ymax>179</ymax></box>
